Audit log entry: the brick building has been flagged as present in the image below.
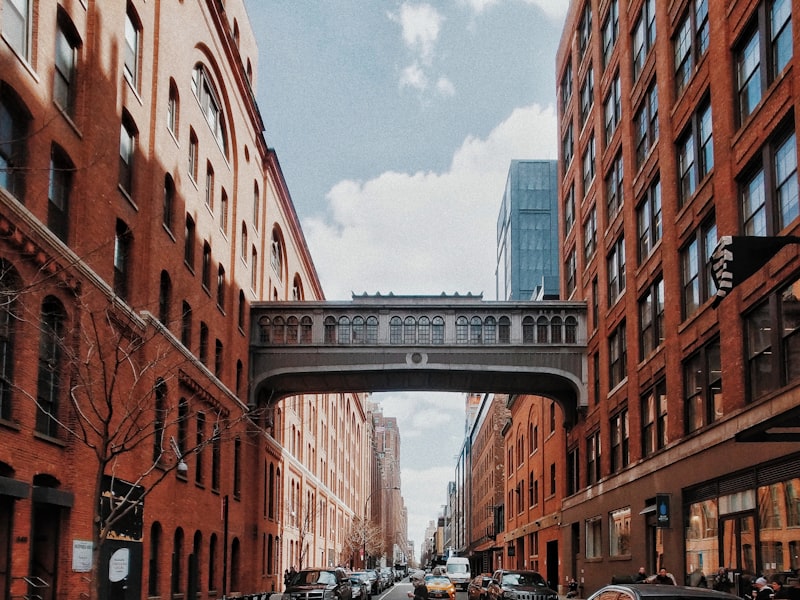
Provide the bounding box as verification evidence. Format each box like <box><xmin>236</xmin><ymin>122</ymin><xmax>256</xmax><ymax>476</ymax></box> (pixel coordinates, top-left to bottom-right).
<box><xmin>0</xmin><ymin>1</ymin><xmax>369</xmax><ymax>599</ymax></box>
<box><xmin>557</xmin><ymin>0</ymin><xmax>800</xmax><ymax>595</ymax></box>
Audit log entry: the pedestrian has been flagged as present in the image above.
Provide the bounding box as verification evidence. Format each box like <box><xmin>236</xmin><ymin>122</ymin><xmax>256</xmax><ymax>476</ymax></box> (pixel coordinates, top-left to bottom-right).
<box><xmin>647</xmin><ymin>568</ymin><xmax>676</xmax><ymax>585</ymax></box>
<box><xmin>770</xmin><ymin>577</ymin><xmax>793</xmax><ymax>600</ymax></box>
<box><xmin>713</xmin><ymin>568</ymin><xmax>734</xmax><ymax>594</ymax></box>
<box><xmin>753</xmin><ymin>577</ymin><xmax>774</xmax><ymax>600</ymax></box>
<box><xmin>408</xmin><ymin>570</ymin><xmax>429</xmax><ymax>600</ymax></box>
<box><xmin>634</xmin><ymin>568</ymin><xmax>648</xmax><ymax>582</ymax></box>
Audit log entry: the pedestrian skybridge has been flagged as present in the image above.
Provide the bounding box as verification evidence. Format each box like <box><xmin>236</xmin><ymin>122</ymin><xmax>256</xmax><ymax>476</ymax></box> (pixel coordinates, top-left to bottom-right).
<box><xmin>249</xmin><ymin>294</ymin><xmax>588</xmax><ymax>424</ymax></box>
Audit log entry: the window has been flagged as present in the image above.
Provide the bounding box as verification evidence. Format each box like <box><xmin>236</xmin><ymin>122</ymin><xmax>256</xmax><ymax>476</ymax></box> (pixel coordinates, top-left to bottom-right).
<box><xmin>0</xmin><ymin>263</ymin><xmax>19</xmax><ymax>421</ymax></box>
<box><xmin>114</xmin><ymin>220</ymin><xmax>133</xmax><ymax>300</ymax></box>
<box><xmin>148</xmin><ymin>523</ymin><xmax>162</xmax><ymax>595</ymax></box>
<box><xmin>0</xmin><ymin>87</ymin><xmax>30</xmax><ymax>200</ymax></box>
<box><xmin>163</xmin><ymin>174</ymin><xmax>175</xmax><ymax>231</ymax></box>
<box><xmin>251</xmin><ymin>247</ymin><xmax>258</xmax><ymax>291</ymax></box>
<box><xmin>184</xmin><ymin>215</ymin><xmax>196</xmax><ymax>269</ymax></box>
<box><xmin>192</xmin><ymin>64</ymin><xmax>227</xmax><ymax>151</ymax></box>
<box><xmin>217</xmin><ymin>265</ymin><xmax>225</xmax><ymax>309</ymax></box>
<box><xmin>587</xmin><ymin>430</ymin><xmax>601</xmax><ymax>485</ymax></box>
<box><xmin>564</xmin><ymin>183</ymin><xmax>575</xmax><ymax>234</ymax></box>
<box><xmin>737</xmin><ymin>0</ymin><xmax>793</xmax><ymax>123</ymax></box>
<box><xmin>199</xmin><ymin>322</ymin><xmax>209</xmax><ymax>365</ymax></box>
<box><xmin>195</xmin><ymin>412</ymin><xmax>205</xmax><ymax>484</ymax></box>
<box><xmin>567</xmin><ymin>447</ymin><xmax>580</xmax><ymax>495</ymax></box>
<box><xmin>583</xmin><ymin>205</ymin><xmax>597</xmax><ymax>261</ymax></box>
<box><xmin>674</xmin><ymin>0</ymin><xmax>709</xmax><ymax>96</ymax></box>
<box><xmin>681</xmin><ymin>218</ymin><xmax>717</xmax><ymax>318</ymax></box>
<box><xmin>678</xmin><ymin>99</ymin><xmax>713</xmax><ymax>205</ymax></box>
<box><xmin>167</xmin><ymin>80</ymin><xmax>179</xmax><ymax>135</ymax></box>
<box><xmin>456</xmin><ymin>316</ymin><xmax>469</xmax><ymax>344</ymax></box>
<box><xmin>202</xmin><ymin>242</ymin><xmax>211</xmax><ymax>291</ymax></box>
<box><xmin>746</xmin><ymin>276</ymin><xmax>800</xmax><ymax>399</ymax></box>
<box><xmin>233</xmin><ymin>438</ymin><xmax>241</xmax><ymax>498</ymax></box>
<box><xmin>609</xmin><ymin>507</ymin><xmax>631</xmax><ymax>557</ymax></box>
<box><xmin>582</xmin><ymin>134</ymin><xmax>596</xmax><ymax>195</ymax></box>
<box><xmin>578</xmin><ymin>2</ymin><xmax>592</xmax><ymax>58</ymax></box>
<box><xmin>54</xmin><ymin>12</ymin><xmax>80</xmax><ymax>116</ymax></box>
<box><xmin>603</xmin><ymin>72</ymin><xmax>621</xmax><ymax>144</ymax></box>
<box><xmin>159</xmin><ymin>271</ymin><xmax>171</xmax><ymax>325</ymax></box>
<box><xmin>605</xmin><ymin>151</ymin><xmax>623</xmax><ymax>222</ymax></box>
<box><xmin>560</xmin><ymin>61</ymin><xmax>573</xmax><ymax>113</ymax></box>
<box><xmin>220</xmin><ymin>189</ymin><xmax>228</xmax><ymax>232</ymax></box>
<box><xmin>124</xmin><ymin>5</ymin><xmax>141</xmax><ymax>89</ymax></box>
<box><xmin>634</xmin><ymin>81</ymin><xmax>659</xmax><ymax>169</ymax></box>
<box><xmin>214</xmin><ymin>340</ymin><xmax>223</xmax><ymax>377</ymax></box>
<box><xmin>205</xmin><ymin>163</ymin><xmax>214</xmax><ymax>209</ymax></box>
<box><xmin>36</xmin><ymin>297</ymin><xmax>66</xmax><ymax>437</ymax></box>
<box><xmin>5</xmin><ymin>0</ymin><xmax>31</xmax><ymax>59</ymax></box>
<box><xmin>601</xmin><ymin>0</ymin><xmax>619</xmax><ymax>68</ymax></box>
<box><xmin>566</xmin><ymin>249</ymin><xmax>577</xmax><ymax>297</ymax></box>
<box><xmin>189</xmin><ymin>129</ymin><xmax>198</xmax><ymax>181</ymax></box>
<box><xmin>610</xmin><ymin>410</ymin><xmax>629</xmax><ymax>473</ymax></box>
<box><xmin>579</xmin><ymin>66</ymin><xmax>594</xmax><ymax>127</ymax></box>
<box><xmin>562</xmin><ymin>123</ymin><xmax>574</xmax><ymax>167</ymax></box>
<box><xmin>642</xmin><ymin>378</ymin><xmax>667</xmax><ymax>456</ymax></box>
<box><xmin>742</xmin><ymin>130</ymin><xmax>798</xmax><ymax>236</ymax></box>
<box><xmin>607</xmin><ymin>236</ymin><xmax>626</xmax><ymax>305</ymax></box>
<box><xmin>181</xmin><ymin>301</ymin><xmax>192</xmax><ymax>348</ymax></box>
<box><xmin>119</xmin><ymin>113</ymin><xmax>137</xmax><ymax>194</ymax></box>
<box><xmin>253</xmin><ymin>182</ymin><xmax>260</xmax><ymax>229</ymax></box>
<box><xmin>637</xmin><ymin>178</ymin><xmax>662</xmax><ymax>262</ymax></box>
<box><xmin>271</xmin><ymin>229</ymin><xmax>284</xmax><ymax>280</ymax></box>
<box><xmin>586</xmin><ymin>518</ymin><xmax>602</xmax><ymax>558</ymax></box>
<box><xmin>639</xmin><ymin>276</ymin><xmax>664</xmax><ymax>358</ymax></box>
<box><xmin>48</xmin><ymin>145</ymin><xmax>73</xmax><ymax>243</ymax></box>
<box><xmin>432</xmin><ymin>316</ymin><xmax>445</xmax><ymax>344</ymax></box>
<box><xmin>608</xmin><ymin>320</ymin><xmax>627</xmax><ymax>388</ymax></box>
<box><xmin>632</xmin><ymin>0</ymin><xmax>656</xmax><ymax>81</ymax></box>
<box><xmin>684</xmin><ymin>339</ymin><xmax>722</xmax><ymax>433</ymax></box>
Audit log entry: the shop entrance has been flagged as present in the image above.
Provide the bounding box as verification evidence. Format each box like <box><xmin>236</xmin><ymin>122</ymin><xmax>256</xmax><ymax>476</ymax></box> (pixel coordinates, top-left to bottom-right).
<box><xmin>721</xmin><ymin>513</ymin><xmax>756</xmax><ymax>596</ymax></box>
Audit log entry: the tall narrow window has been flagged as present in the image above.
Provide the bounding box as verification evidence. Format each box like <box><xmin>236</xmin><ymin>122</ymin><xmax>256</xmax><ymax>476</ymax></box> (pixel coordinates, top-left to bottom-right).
<box><xmin>684</xmin><ymin>339</ymin><xmax>722</xmax><ymax>433</ymax></box>
<box><xmin>192</xmin><ymin>64</ymin><xmax>227</xmax><ymax>151</ymax></box>
<box><xmin>642</xmin><ymin>379</ymin><xmax>667</xmax><ymax>456</ymax></box>
<box><xmin>5</xmin><ymin>0</ymin><xmax>31</xmax><ymax>59</ymax></box>
<box><xmin>188</xmin><ymin>129</ymin><xmax>198</xmax><ymax>181</ymax></box>
<box><xmin>602</xmin><ymin>0</ymin><xmax>619</xmax><ymax>67</ymax></box>
<box><xmin>0</xmin><ymin>88</ymin><xmax>30</xmax><ymax>201</ymax></box>
<box><xmin>637</xmin><ymin>178</ymin><xmax>662</xmax><ymax>262</ymax></box>
<box><xmin>158</xmin><ymin>271</ymin><xmax>171</xmax><ymax>326</ymax></box>
<box><xmin>114</xmin><ymin>220</ymin><xmax>133</xmax><ymax>300</ymax></box>
<box><xmin>36</xmin><ymin>297</ymin><xmax>66</xmax><ymax>437</ymax></box>
<box><xmin>167</xmin><ymin>80</ymin><xmax>179</xmax><ymax>135</ymax></box>
<box><xmin>610</xmin><ymin>408</ymin><xmax>629</xmax><ymax>472</ymax></box>
<box><xmin>0</xmin><ymin>263</ymin><xmax>19</xmax><ymax>421</ymax></box>
<box><xmin>163</xmin><ymin>174</ymin><xmax>175</xmax><ymax>231</ymax></box>
<box><xmin>681</xmin><ymin>218</ymin><xmax>717</xmax><ymax>318</ymax></box>
<box><xmin>54</xmin><ymin>13</ymin><xmax>79</xmax><ymax>116</ymax></box>
<box><xmin>215</xmin><ymin>340</ymin><xmax>223</xmax><ymax>377</ymax></box>
<box><xmin>639</xmin><ymin>276</ymin><xmax>664</xmax><ymax>358</ymax></box>
<box><xmin>217</xmin><ymin>265</ymin><xmax>225</xmax><ymax>309</ymax></box>
<box><xmin>253</xmin><ymin>182</ymin><xmax>260</xmax><ymax>229</ymax></box>
<box><xmin>184</xmin><ymin>215</ymin><xmax>195</xmax><ymax>269</ymax></box>
<box><xmin>199</xmin><ymin>322</ymin><xmax>209</xmax><ymax>365</ymax></box>
<box><xmin>607</xmin><ymin>236</ymin><xmax>626</xmax><ymax>305</ymax></box>
<box><xmin>48</xmin><ymin>145</ymin><xmax>73</xmax><ymax>243</ymax></box>
<box><xmin>202</xmin><ymin>242</ymin><xmax>211</xmax><ymax>291</ymax></box>
<box><xmin>632</xmin><ymin>0</ymin><xmax>656</xmax><ymax>81</ymax></box>
<box><xmin>220</xmin><ymin>189</ymin><xmax>228</xmax><ymax>232</ymax></box>
<box><xmin>205</xmin><ymin>163</ymin><xmax>214</xmax><ymax>209</ymax></box>
<box><xmin>233</xmin><ymin>438</ymin><xmax>242</xmax><ymax>499</ymax></box>
<box><xmin>124</xmin><ymin>5</ymin><xmax>141</xmax><ymax>89</ymax></box>
<box><xmin>181</xmin><ymin>301</ymin><xmax>192</xmax><ymax>348</ymax></box>
<box><xmin>153</xmin><ymin>379</ymin><xmax>167</xmax><ymax>462</ymax></box>
<box><xmin>271</xmin><ymin>229</ymin><xmax>283</xmax><ymax>280</ymax></box>
<box><xmin>119</xmin><ymin>114</ymin><xmax>137</xmax><ymax>194</ymax></box>
<box><xmin>608</xmin><ymin>320</ymin><xmax>627</xmax><ymax>388</ymax></box>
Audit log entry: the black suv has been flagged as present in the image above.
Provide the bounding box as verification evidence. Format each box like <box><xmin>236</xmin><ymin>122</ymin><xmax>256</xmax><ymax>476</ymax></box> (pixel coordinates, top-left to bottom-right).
<box><xmin>488</xmin><ymin>570</ymin><xmax>558</xmax><ymax>600</ymax></box>
<box><xmin>283</xmin><ymin>567</ymin><xmax>353</xmax><ymax>600</ymax></box>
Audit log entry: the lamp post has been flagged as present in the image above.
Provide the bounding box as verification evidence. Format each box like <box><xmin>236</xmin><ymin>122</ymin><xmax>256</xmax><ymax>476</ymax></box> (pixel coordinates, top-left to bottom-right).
<box><xmin>363</xmin><ymin>486</ymin><xmax>400</xmax><ymax>569</ymax></box>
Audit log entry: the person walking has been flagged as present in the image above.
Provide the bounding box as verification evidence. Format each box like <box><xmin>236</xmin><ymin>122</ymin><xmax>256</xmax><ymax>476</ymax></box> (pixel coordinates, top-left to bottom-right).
<box><xmin>408</xmin><ymin>571</ymin><xmax>429</xmax><ymax>600</ymax></box>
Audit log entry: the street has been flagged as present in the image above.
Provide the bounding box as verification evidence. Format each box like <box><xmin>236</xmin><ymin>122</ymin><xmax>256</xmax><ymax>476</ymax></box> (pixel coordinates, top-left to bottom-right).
<box><xmin>374</xmin><ymin>580</ymin><xmax>468</xmax><ymax>600</ymax></box>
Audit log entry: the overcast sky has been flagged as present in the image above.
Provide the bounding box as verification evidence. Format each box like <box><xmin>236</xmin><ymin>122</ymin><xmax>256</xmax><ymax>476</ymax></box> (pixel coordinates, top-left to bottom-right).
<box><xmin>243</xmin><ymin>0</ymin><xmax>569</xmax><ymax>559</ymax></box>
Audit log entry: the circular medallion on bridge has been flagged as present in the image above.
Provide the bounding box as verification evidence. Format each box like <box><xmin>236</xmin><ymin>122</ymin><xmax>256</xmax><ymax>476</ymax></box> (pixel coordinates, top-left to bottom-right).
<box><xmin>407</xmin><ymin>352</ymin><xmax>427</xmax><ymax>365</ymax></box>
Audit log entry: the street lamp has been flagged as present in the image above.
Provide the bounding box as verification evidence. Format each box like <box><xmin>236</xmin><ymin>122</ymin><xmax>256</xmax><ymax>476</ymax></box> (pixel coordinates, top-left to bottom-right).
<box><xmin>363</xmin><ymin>486</ymin><xmax>400</xmax><ymax>569</ymax></box>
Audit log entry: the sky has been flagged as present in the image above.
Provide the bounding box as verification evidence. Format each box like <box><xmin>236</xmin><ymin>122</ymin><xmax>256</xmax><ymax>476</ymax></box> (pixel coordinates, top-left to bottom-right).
<box><xmin>242</xmin><ymin>0</ymin><xmax>570</xmax><ymax>560</ymax></box>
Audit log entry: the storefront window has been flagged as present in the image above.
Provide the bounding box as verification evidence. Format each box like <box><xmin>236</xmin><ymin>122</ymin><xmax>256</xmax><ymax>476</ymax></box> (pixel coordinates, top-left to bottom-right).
<box><xmin>685</xmin><ymin>499</ymin><xmax>719</xmax><ymax>578</ymax></box>
<box><xmin>609</xmin><ymin>507</ymin><xmax>631</xmax><ymax>556</ymax></box>
<box><xmin>586</xmin><ymin>517</ymin><xmax>602</xmax><ymax>559</ymax></box>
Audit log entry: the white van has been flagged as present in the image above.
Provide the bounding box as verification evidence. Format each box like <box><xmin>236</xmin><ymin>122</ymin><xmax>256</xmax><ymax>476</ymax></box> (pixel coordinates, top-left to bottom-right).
<box><xmin>445</xmin><ymin>556</ymin><xmax>471</xmax><ymax>591</ymax></box>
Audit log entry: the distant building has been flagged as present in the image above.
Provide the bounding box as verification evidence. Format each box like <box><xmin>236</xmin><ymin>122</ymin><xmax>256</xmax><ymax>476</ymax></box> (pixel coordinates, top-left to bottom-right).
<box><xmin>496</xmin><ymin>160</ymin><xmax>560</xmax><ymax>301</ymax></box>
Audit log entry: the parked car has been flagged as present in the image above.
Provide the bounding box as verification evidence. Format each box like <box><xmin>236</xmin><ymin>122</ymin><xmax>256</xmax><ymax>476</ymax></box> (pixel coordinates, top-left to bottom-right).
<box><xmin>283</xmin><ymin>567</ymin><xmax>353</xmax><ymax>600</ymax></box>
<box><xmin>587</xmin><ymin>584</ymin><xmax>740</xmax><ymax>600</ymax></box>
<box><xmin>426</xmin><ymin>574</ymin><xmax>457</xmax><ymax>600</ymax></box>
<box><xmin>380</xmin><ymin>567</ymin><xmax>395</xmax><ymax>588</ymax></box>
<box><xmin>488</xmin><ymin>570</ymin><xmax>558</xmax><ymax>600</ymax></box>
<box><xmin>372</xmin><ymin>569</ymin><xmax>385</xmax><ymax>592</ymax></box>
<box><xmin>468</xmin><ymin>574</ymin><xmax>494</xmax><ymax>600</ymax></box>
<box><xmin>351</xmin><ymin>571</ymin><xmax>375</xmax><ymax>598</ymax></box>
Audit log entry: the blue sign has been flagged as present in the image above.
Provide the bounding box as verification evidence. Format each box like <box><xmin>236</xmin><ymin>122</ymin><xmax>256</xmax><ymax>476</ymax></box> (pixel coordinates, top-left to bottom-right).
<box><xmin>656</xmin><ymin>494</ymin><xmax>670</xmax><ymax>528</ymax></box>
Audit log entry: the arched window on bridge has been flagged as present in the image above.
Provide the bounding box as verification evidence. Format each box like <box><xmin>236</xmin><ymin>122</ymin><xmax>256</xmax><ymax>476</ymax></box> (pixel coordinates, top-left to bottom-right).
<box><xmin>484</xmin><ymin>316</ymin><xmax>497</xmax><ymax>343</ymax></box>
<box><xmin>499</xmin><ymin>316</ymin><xmax>511</xmax><ymax>343</ymax></box>
<box><xmin>300</xmin><ymin>316</ymin><xmax>312</xmax><ymax>343</ymax></box>
<box><xmin>404</xmin><ymin>316</ymin><xmax>416</xmax><ymax>344</ymax></box>
<box><xmin>470</xmin><ymin>316</ymin><xmax>482</xmax><ymax>344</ymax></box>
<box><xmin>537</xmin><ymin>316</ymin><xmax>549</xmax><ymax>343</ymax></box>
<box><xmin>366</xmin><ymin>316</ymin><xmax>378</xmax><ymax>343</ymax></box>
<box><xmin>258</xmin><ymin>316</ymin><xmax>270</xmax><ymax>343</ymax></box>
<box><xmin>324</xmin><ymin>316</ymin><xmax>336</xmax><ymax>343</ymax></box>
<box><xmin>337</xmin><ymin>316</ymin><xmax>351</xmax><ymax>344</ymax></box>
<box><xmin>551</xmin><ymin>316</ymin><xmax>563</xmax><ymax>343</ymax></box>
<box><xmin>523</xmin><ymin>316</ymin><xmax>535</xmax><ymax>343</ymax></box>
<box><xmin>418</xmin><ymin>316</ymin><xmax>431</xmax><ymax>343</ymax></box>
<box><xmin>286</xmin><ymin>316</ymin><xmax>298</xmax><ymax>344</ymax></box>
<box><xmin>352</xmin><ymin>316</ymin><xmax>365</xmax><ymax>343</ymax></box>
<box><xmin>390</xmin><ymin>316</ymin><xmax>402</xmax><ymax>344</ymax></box>
<box><xmin>456</xmin><ymin>316</ymin><xmax>469</xmax><ymax>343</ymax></box>
<box><xmin>432</xmin><ymin>316</ymin><xmax>445</xmax><ymax>344</ymax></box>
<box><xmin>565</xmin><ymin>316</ymin><xmax>578</xmax><ymax>343</ymax></box>
<box><xmin>272</xmin><ymin>316</ymin><xmax>285</xmax><ymax>344</ymax></box>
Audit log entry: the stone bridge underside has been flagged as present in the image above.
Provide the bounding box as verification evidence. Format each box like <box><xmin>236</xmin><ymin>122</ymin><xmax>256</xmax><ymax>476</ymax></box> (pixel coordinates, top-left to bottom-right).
<box><xmin>249</xmin><ymin>295</ymin><xmax>588</xmax><ymax>424</ymax></box>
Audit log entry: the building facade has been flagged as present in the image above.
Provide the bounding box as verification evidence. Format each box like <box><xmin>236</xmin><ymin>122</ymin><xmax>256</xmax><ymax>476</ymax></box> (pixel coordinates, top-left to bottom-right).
<box><xmin>557</xmin><ymin>0</ymin><xmax>800</xmax><ymax>595</ymax></box>
<box><xmin>0</xmin><ymin>1</ymin><xmax>372</xmax><ymax>599</ymax></box>
<box><xmin>496</xmin><ymin>160</ymin><xmax>560</xmax><ymax>301</ymax></box>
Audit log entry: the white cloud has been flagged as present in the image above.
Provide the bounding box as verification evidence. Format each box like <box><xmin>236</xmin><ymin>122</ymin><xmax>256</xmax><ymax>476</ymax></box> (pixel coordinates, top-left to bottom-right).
<box><xmin>391</xmin><ymin>3</ymin><xmax>444</xmax><ymax>64</ymax></box>
<box><xmin>303</xmin><ymin>103</ymin><xmax>558</xmax><ymax>302</ymax></box>
<box><xmin>435</xmin><ymin>77</ymin><xmax>456</xmax><ymax>97</ymax></box>
<box><xmin>399</xmin><ymin>62</ymin><xmax>429</xmax><ymax>91</ymax></box>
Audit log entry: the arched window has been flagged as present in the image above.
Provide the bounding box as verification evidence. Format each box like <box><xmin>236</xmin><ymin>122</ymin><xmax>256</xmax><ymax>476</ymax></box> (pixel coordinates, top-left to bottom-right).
<box><xmin>55</xmin><ymin>9</ymin><xmax>81</xmax><ymax>115</ymax></box>
<box><xmin>551</xmin><ymin>316</ymin><xmax>563</xmax><ymax>343</ymax></box>
<box><xmin>230</xmin><ymin>538</ymin><xmax>241</xmax><ymax>591</ymax></box>
<box><xmin>522</xmin><ymin>316</ymin><xmax>535</xmax><ymax>343</ymax></box>
<box><xmin>238</xmin><ymin>290</ymin><xmax>245</xmax><ymax>330</ymax></box>
<box><xmin>114</xmin><ymin>220</ymin><xmax>133</xmax><ymax>300</ymax></box>
<box><xmin>124</xmin><ymin>3</ymin><xmax>141</xmax><ymax>89</ymax></box>
<box><xmin>191</xmin><ymin>64</ymin><xmax>227</xmax><ymax>152</ymax></box>
<box><xmin>158</xmin><ymin>271</ymin><xmax>171</xmax><ymax>326</ymax></box>
<box><xmin>537</xmin><ymin>316</ymin><xmax>549</xmax><ymax>343</ymax></box>
<box><xmin>272</xmin><ymin>316</ymin><xmax>285</xmax><ymax>345</ymax></box>
<box><xmin>286</xmin><ymin>316</ymin><xmax>299</xmax><ymax>344</ymax></box>
<box><xmin>389</xmin><ymin>316</ymin><xmax>402</xmax><ymax>344</ymax></box>
<box><xmin>148</xmin><ymin>522</ymin><xmax>162</xmax><ymax>595</ymax></box>
<box><xmin>36</xmin><ymin>297</ymin><xmax>66</xmax><ymax>437</ymax></box>
<box><xmin>119</xmin><ymin>111</ymin><xmax>137</xmax><ymax>194</ymax></box>
<box><xmin>366</xmin><ymin>316</ymin><xmax>379</xmax><ymax>344</ymax></box>
<box><xmin>209</xmin><ymin>533</ymin><xmax>218</xmax><ymax>592</ymax></box>
<box><xmin>258</xmin><ymin>316</ymin><xmax>270</xmax><ymax>343</ymax></box>
<box><xmin>167</xmin><ymin>79</ymin><xmax>179</xmax><ymax>135</ymax></box>
<box><xmin>498</xmin><ymin>316</ymin><xmax>511</xmax><ymax>343</ymax></box>
<box><xmin>300</xmin><ymin>317</ymin><xmax>313</xmax><ymax>343</ymax></box>
<box><xmin>456</xmin><ymin>316</ymin><xmax>469</xmax><ymax>344</ymax></box>
<box><xmin>484</xmin><ymin>316</ymin><xmax>497</xmax><ymax>344</ymax></box>
<box><xmin>253</xmin><ymin>181</ymin><xmax>260</xmax><ymax>229</ymax></box>
<box><xmin>292</xmin><ymin>275</ymin><xmax>304</xmax><ymax>300</ymax></box>
<box><xmin>432</xmin><ymin>316</ymin><xmax>445</xmax><ymax>344</ymax></box>
<box><xmin>270</xmin><ymin>228</ymin><xmax>284</xmax><ymax>280</ymax></box>
<box><xmin>163</xmin><ymin>173</ymin><xmax>175</xmax><ymax>231</ymax></box>
<box><xmin>48</xmin><ymin>143</ymin><xmax>73</xmax><ymax>242</ymax></box>
<box><xmin>202</xmin><ymin>242</ymin><xmax>211</xmax><ymax>290</ymax></box>
<box><xmin>565</xmin><ymin>316</ymin><xmax>578</xmax><ymax>343</ymax></box>
<box><xmin>403</xmin><ymin>316</ymin><xmax>416</xmax><ymax>344</ymax></box>
<box><xmin>470</xmin><ymin>316</ymin><xmax>482</xmax><ymax>344</ymax></box>
<box><xmin>171</xmin><ymin>528</ymin><xmax>184</xmax><ymax>596</ymax></box>
<box><xmin>352</xmin><ymin>316</ymin><xmax>365</xmax><ymax>344</ymax></box>
<box><xmin>324</xmin><ymin>316</ymin><xmax>336</xmax><ymax>344</ymax></box>
<box><xmin>181</xmin><ymin>301</ymin><xmax>192</xmax><ymax>347</ymax></box>
<box><xmin>418</xmin><ymin>316</ymin><xmax>431</xmax><ymax>343</ymax></box>
<box><xmin>337</xmin><ymin>316</ymin><xmax>351</xmax><ymax>345</ymax></box>
<box><xmin>216</xmin><ymin>264</ymin><xmax>225</xmax><ymax>309</ymax></box>
<box><xmin>0</xmin><ymin>262</ymin><xmax>19</xmax><ymax>421</ymax></box>
<box><xmin>0</xmin><ymin>86</ymin><xmax>31</xmax><ymax>200</ymax></box>
<box><xmin>220</xmin><ymin>188</ymin><xmax>228</xmax><ymax>232</ymax></box>
<box><xmin>184</xmin><ymin>215</ymin><xmax>195</xmax><ymax>269</ymax></box>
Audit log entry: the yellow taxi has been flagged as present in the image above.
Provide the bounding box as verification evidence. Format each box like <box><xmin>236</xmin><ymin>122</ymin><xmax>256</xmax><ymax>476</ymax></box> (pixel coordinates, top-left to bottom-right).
<box><xmin>426</xmin><ymin>574</ymin><xmax>456</xmax><ymax>600</ymax></box>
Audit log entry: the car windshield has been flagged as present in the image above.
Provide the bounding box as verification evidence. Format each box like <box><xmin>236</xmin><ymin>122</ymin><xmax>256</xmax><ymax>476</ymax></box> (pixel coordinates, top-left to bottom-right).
<box><xmin>502</xmin><ymin>573</ymin><xmax>547</xmax><ymax>587</ymax></box>
<box><xmin>427</xmin><ymin>576</ymin><xmax>453</xmax><ymax>585</ymax></box>
<box><xmin>295</xmin><ymin>571</ymin><xmax>337</xmax><ymax>585</ymax></box>
<box><xmin>448</xmin><ymin>565</ymin><xmax>468</xmax><ymax>574</ymax></box>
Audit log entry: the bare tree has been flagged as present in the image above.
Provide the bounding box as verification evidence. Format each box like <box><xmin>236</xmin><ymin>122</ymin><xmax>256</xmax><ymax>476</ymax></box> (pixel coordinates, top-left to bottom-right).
<box><xmin>342</xmin><ymin>515</ymin><xmax>384</xmax><ymax>569</ymax></box>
